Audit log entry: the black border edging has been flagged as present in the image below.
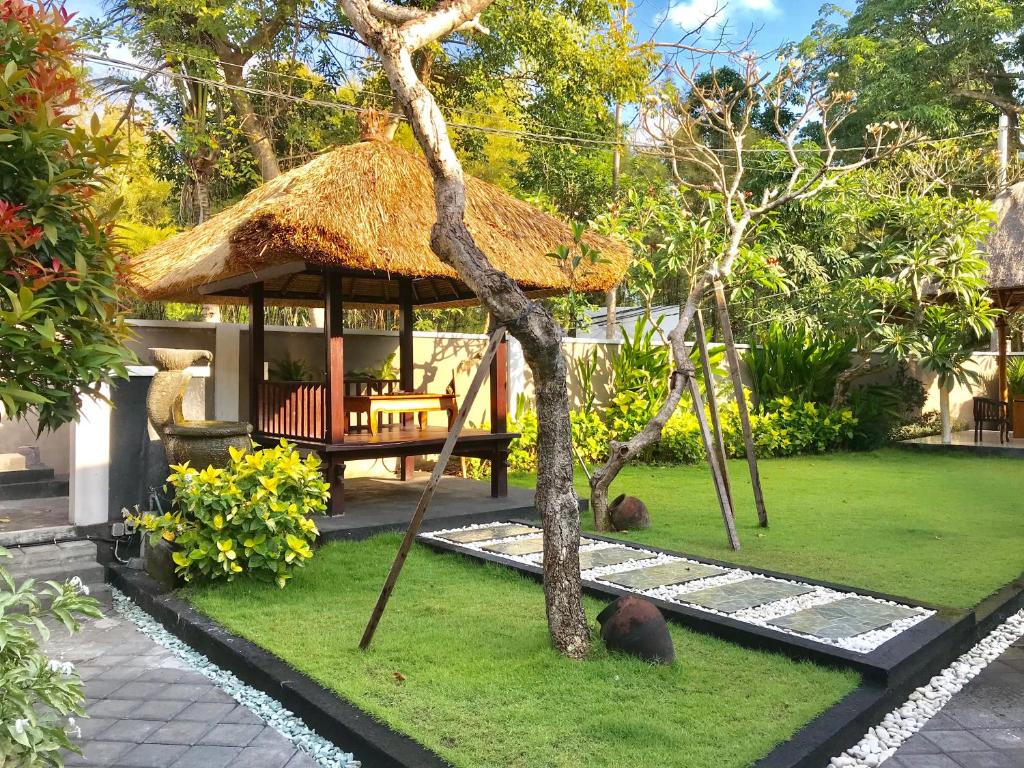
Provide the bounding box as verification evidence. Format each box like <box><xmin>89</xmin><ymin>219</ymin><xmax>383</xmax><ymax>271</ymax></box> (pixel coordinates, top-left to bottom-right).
<box><xmin>317</xmin><ymin>507</ymin><xmax>540</xmax><ymax>543</ymax></box>
<box><xmin>108</xmin><ymin>566</ymin><xmax>451</xmax><ymax>768</ymax></box>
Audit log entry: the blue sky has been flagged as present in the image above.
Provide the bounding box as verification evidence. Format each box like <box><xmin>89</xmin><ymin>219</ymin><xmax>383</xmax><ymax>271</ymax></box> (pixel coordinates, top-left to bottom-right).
<box><xmin>69</xmin><ymin>0</ymin><xmax>854</xmax><ymax>57</ymax></box>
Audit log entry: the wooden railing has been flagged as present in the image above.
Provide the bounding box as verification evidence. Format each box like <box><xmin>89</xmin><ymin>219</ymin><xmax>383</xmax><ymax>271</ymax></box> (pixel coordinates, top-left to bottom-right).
<box><xmin>258</xmin><ymin>381</ymin><xmax>325</xmax><ymax>442</ymax></box>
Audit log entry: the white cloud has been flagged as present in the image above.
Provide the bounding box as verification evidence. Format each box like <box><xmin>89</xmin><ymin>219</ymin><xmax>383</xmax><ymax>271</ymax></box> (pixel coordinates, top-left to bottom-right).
<box><xmin>668</xmin><ymin>0</ymin><xmax>778</xmax><ymax>32</ymax></box>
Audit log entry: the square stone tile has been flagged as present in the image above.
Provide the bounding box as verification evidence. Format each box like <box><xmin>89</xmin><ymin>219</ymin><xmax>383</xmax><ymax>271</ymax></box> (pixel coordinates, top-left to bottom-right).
<box><xmin>115</xmin><ymin>681</ymin><xmax>172</xmax><ymax>700</ymax></box>
<box><xmin>145</xmin><ymin>719</ymin><xmax>214</xmax><ymax>745</ymax></box>
<box><xmin>64</xmin><ymin>740</ymin><xmax>135</xmax><ymax>766</ymax></box>
<box><xmin>578</xmin><ymin>546</ymin><xmax>657</xmax><ymax>571</ymax></box>
<box><xmin>768</xmin><ymin>596</ymin><xmax>921</xmax><ymax>640</ymax></box>
<box><xmin>104</xmin><ymin>719</ymin><xmax>166</xmax><ymax>743</ymax></box>
<box><xmin>921</xmin><ymin>730</ymin><xmax>991</xmax><ymax>752</ymax></box>
<box><xmin>161</xmin><ymin>683</ymin><xmax>213</xmax><ymax>701</ymax></box>
<box><xmin>435</xmin><ymin>524</ymin><xmax>539</xmax><ymax>544</ymax></box>
<box><xmin>974</xmin><ymin>727</ymin><xmax>1024</xmax><ymax>749</ymax></box>
<box><xmin>83</xmin><ymin>678</ymin><xmax>129</xmax><ymax>699</ymax></box>
<box><xmin>87</xmin><ymin>698</ymin><xmax>140</xmax><ymax>719</ymax></box>
<box><xmin>948</xmin><ymin>751</ymin><xmax>1024</xmax><ymax>768</ymax></box>
<box><xmin>889</xmin><ymin>755</ymin><xmax>962</xmax><ymax>768</ymax></box>
<box><xmin>228</xmin><ymin>745</ymin><xmax>297</xmax><ymax>768</ymax></box>
<box><xmin>481</xmin><ymin>536</ymin><xmax>545</xmax><ymax>556</ymax></box>
<box><xmin>171</xmin><ymin>745</ymin><xmax>241</xmax><ymax>768</ymax></box>
<box><xmin>176</xmin><ymin>701</ymin><xmax>236</xmax><ymax>722</ymax></box>
<box><xmin>198</xmin><ymin>723</ymin><xmax>264</xmax><ymax>747</ymax></box>
<box><xmin>285</xmin><ymin>752</ymin><xmax>318</xmax><ymax>768</ymax></box>
<box><xmin>596</xmin><ymin>560</ymin><xmax>725</xmax><ymax>590</ymax></box>
<box><xmin>678</xmin><ymin>577</ymin><xmax>814</xmax><ymax>614</ymax></box>
<box><xmin>131</xmin><ymin>699</ymin><xmax>191</xmax><ymax>721</ymax></box>
<box><xmin>222</xmin><ymin>705</ymin><xmax>265</xmax><ymax>725</ymax></box>
<box><xmin>895</xmin><ymin>734</ymin><xmax>942</xmax><ymax>755</ymax></box>
<box><xmin>120</xmin><ymin>742</ymin><xmax>189</xmax><ymax>768</ymax></box>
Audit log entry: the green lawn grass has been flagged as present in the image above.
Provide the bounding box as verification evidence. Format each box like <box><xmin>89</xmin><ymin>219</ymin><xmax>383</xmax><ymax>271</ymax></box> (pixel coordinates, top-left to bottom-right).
<box><xmin>512</xmin><ymin>448</ymin><xmax>1024</xmax><ymax>610</ymax></box>
<box><xmin>190</xmin><ymin>534</ymin><xmax>859</xmax><ymax>768</ymax></box>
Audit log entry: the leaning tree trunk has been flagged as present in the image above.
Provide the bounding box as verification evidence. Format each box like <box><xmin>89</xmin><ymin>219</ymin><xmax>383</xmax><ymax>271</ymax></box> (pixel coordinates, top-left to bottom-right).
<box><xmin>356</xmin><ymin>21</ymin><xmax>588</xmax><ymax>658</ymax></box>
<box><xmin>221</xmin><ymin>60</ymin><xmax>281</xmax><ymax>182</ymax></box>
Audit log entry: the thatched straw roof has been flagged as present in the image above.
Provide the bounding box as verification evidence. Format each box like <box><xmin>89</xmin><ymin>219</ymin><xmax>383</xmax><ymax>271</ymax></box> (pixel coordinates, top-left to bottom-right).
<box><xmin>986</xmin><ymin>181</ymin><xmax>1024</xmax><ymax>296</ymax></box>
<box><xmin>127</xmin><ymin>140</ymin><xmax>630</xmax><ymax>308</ymax></box>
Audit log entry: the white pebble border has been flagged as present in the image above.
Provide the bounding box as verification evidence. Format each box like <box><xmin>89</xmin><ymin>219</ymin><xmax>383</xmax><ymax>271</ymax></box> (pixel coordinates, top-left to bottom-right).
<box><xmin>421</xmin><ymin>523</ymin><xmax>933</xmax><ymax>654</ymax></box>
<box><xmin>110</xmin><ymin>588</ymin><xmax>361</xmax><ymax>768</ymax></box>
<box><xmin>828</xmin><ymin>607</ymin><xmax>1024</xmax><ymax>768</ymax></box>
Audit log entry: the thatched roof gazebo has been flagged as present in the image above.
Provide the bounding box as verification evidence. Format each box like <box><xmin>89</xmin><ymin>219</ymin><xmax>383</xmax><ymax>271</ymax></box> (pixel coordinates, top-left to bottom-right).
<box><xmin>985</xmin><ymin>181</ymin><xmax>1024</xmax><ymax>407</ymax></box>
<box><xmin>129</xmin><ymin>140</ymin><xmax>630</xmax><ymax>515</ymax></box>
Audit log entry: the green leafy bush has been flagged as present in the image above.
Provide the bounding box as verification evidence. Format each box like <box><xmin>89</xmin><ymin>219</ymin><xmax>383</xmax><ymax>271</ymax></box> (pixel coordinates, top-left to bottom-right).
<box><xmin>1008</xmin><ymin>357</ymin><xmax>1024</xmax><ymax>397</ymax></box>
<box><xmin>656</xmin><ymin>410</ymin><xmax>707</xmax><ymax>464</ymax></box>
<box><xmin>134</xmin><ymin>441</ymin><xmax>329</xmax><ymax>588</ymax></box>
<box><xmin>0</xmin><ymin>549</ymin><xmax>101</xmax><ymax>768</ymax></box>
<box><xmin>753</xmin><ymin>397</ymin><xmax>858</xmax><ymax>457</ymax></box>
<box><xmin>1</xmin><ymin>0</ymin><xmax>132</xmax><ymax>429</ymax></box>
<box><xmin>570</xmin><ymin>409</ymin><xmax>611</xmax><ymax>466</ymax></box>
<box><xmin>745</xmin><ymin>323</ymin><xmax>854</xmax><ymax>406</ymax></box>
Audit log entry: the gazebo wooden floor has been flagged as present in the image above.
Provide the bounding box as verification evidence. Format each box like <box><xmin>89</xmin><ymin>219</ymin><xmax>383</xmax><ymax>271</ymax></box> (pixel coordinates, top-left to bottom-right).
<box><xmin>899</xmin><ymin>430</ymin><xmax>1024</xmax><ymax>458</ymax></box>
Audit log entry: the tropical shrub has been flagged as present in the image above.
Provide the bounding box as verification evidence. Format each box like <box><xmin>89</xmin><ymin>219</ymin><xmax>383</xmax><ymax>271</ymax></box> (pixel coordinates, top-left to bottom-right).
<box><xmin>0</xmin><ymin>0</ymin><xmax>132</xmax><ymax>430</ymax></box>
<box><xmin>570</xmin><ymin>409</ymin><xmax>611</xmax><ymax>466</ymax></box>
<box><xmin>1008</xmin><ymin>357</ymin><xmax>1024</xmax><ymax>397</ymax></box>
<box><xmin>656</xmin><ymin>410</ymin><xmax>707</xmax><ymax>464</ymax></box>
<box><xmin>0</xmin><ymin>549</ymin><xmax>101</xmax><ymax>768</ymax></box>
<box><xmin>133</xmin><ymin>441</ymin><xmax>329</xmax><ymax>588</ymax></box>
<box><xmin>745</xmin><ymin>323</ymin><xmax>854</xmax><ymax>406</ymax></box>
<box><xmin>753</xmin><ymin>397</ymin><xmax>858</xmax><ymax>457</ymax></box>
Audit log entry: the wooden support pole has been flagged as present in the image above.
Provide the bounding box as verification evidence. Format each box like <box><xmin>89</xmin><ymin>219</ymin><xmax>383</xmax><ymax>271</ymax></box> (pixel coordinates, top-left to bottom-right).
<box><xmin>693</xmin><ymin>308</ymin><xmax>733</xmax><ymax>509</ymax></box>
<box><xmin>247</xmin><ymin>283</ymin><xmax>264</xmax><ymax>431</ymax></box>
<box><xmin>681</xmin><ymin>366</ymin><xmax>740</xmax><ymax>550</ymax></box>
<box><xmin>998</xmin><ymin>313</ymin><xmax>1009</xmax><ymax>406</ymax></box>
<box><xmin>360</xmin><ymin>327</ymin><xmax>507</xmax><ymax>650</ymax></box>
<box><xmin>324</xmin><ymin>272</ymin><xmax>346</xmax><ymax>517</ymax></box>
<box><xmin>398</xmin><ymin>279</ymin><xmax>416</xmax><ymax>480</ymax></box>
<box><xmin>489</xmin><ymin>332</ymin><xmax>509</xmax><ymax>497</ymax></box>
<box><xmin>713</xmin><ymin>278</ymin><xmax>768</xmax><ymax>528</ymax></box>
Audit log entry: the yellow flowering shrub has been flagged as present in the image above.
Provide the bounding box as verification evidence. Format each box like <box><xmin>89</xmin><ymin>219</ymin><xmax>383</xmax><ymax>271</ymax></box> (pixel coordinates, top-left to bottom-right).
<box><xmin>133</xmin><ymin>440</ymin><xmax>329</xmax><ymax>588</ymax></box>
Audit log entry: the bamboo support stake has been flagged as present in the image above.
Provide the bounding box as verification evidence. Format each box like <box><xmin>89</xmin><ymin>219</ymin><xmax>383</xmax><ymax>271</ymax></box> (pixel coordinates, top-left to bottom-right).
<box><xmin>360</xmin><ymin>326</ymin><xmax>506</xmax><ymax>650</ymax></box>
<box><xmin>713</xmin><ymin>278</ymin><xmax>768</xmax><ymax>528</ymax></box>
<box><xmin>693</xmin><ymin>308</ymin><xmax>733</xmax><ymax>509</ymax></box>
<box><xmin>681</xmin><ymin>366</ymin><xmax>740</xmax><ymax>550</ymax></box>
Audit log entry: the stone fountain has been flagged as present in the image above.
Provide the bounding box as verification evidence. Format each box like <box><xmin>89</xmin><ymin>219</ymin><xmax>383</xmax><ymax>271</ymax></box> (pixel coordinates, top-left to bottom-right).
<box><xmin>146</xmin><ymin>348</ymin><xmax>251</xmax><ymax>468</ymax></box>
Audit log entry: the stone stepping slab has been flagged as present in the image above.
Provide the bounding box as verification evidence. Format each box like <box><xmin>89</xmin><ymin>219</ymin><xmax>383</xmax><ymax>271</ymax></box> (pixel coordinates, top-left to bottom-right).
<box><xmin>597</xmin><ymin>560</ymin><xmax>725</xmax><ymax>590</ymax></box>
<box><xmin>577</xmin><ymin>546</ymin><xmax>657</xmax><ymax>571</ymax></box>
<box><xmin>435</xmin><ymin>523</ymin><xmax>540</xmax><ymax>545</ymax></box>
<box><xmin>767</xmin><ymin>596</ymin><xmax>923</xmax><ymax>640</ymax></box>
<box><xmin>676</xmin><ymin>577</ymin><xmax>814</xmax><ymax>614</ymax></box>
<box><xmin>481</xmin><ymin>536</ymin><xmax>546</xmax><ymax>556</ymax></box>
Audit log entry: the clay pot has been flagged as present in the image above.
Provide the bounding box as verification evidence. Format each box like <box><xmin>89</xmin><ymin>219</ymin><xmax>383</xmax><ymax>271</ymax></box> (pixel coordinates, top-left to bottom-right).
<box><xmin>597</xmin><ymin>596</ymin><xmax>675</xmax><ymax>664</ymax></box>
<box><xmin>609</xmin><ymin>494</ymin><xmax>650</xmax><ymax>531</ymax></box>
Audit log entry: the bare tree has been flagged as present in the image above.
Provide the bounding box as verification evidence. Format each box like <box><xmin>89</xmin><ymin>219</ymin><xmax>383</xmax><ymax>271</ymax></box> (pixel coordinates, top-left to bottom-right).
<box><xmin>589</xmin><ymin>47</ymin><xmax>910</xmax><ymax>530</ymax></box>
<box><xmin>338</xmin><ymin>0</ymin><xmax>588</xmax><ymax>658</ymax></box>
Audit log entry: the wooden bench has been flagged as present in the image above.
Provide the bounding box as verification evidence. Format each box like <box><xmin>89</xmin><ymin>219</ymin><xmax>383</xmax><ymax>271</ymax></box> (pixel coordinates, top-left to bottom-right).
<box><xmin>345</xmin><ymin>392</ymin><xmax>458</xmax><ymax>435</ymax></box>
<box><xmin>973</xmin><ymin>397</ymin><xmax>1011</xmax><ymax>444</ymax></box>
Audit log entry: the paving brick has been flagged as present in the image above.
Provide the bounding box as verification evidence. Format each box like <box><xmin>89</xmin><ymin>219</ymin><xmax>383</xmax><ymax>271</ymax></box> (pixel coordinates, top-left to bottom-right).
<box><xmin>890</xmin><ymin>754</ymin><xmax>962</xmax><ymax>768</ymax></box>
<box><xmin>948</xmin><ymin>750</ymin><xmax>1024</xmax><ymax>768</ymax></box>
<box><xmin>131</xmin><ymin>699</ymin><xmax>191</xmax><ymax>721</ymax></box>
<box><xmin>87</xmin><ymin>698</ymin><xmax>141</xmax><ymax>719</ymax></box>
<box><xmin>145</xmin><ymin>720</ymin><xmax>213</xmax><ymax>746</ymax></box>
<box><xmin>64</xmin><ymin>740</ymin><xmax>134</xmax><ymax>766</ymax></box>
<box><xmin>83</xmin><ymin>678</ymin><xmax>128</xmax><ymax>699</ymax></box>
<box><xmin>922</xmin><ymin>730</ymin><xmax>991</xmax><ymax>752</ymax></box>
<box><xmin>228</xmin><ymin>745</ymin><xmax>297</xmax><ymax>768</ymax></box>
<box><xmin>115</xmin><ymin>681</ymin><xmax>173</xmax><ymax>700</ymax></box>
<box><xmin>160</xmin><ymin>683</ymin><xmax>213</xmax><ymax>701</ymax></box>
<box><xmin>195</xmin><ymin>686</ymin><xmax>235</xmax><ymax>703</ymax></box>
<box><xmin>198</xmin><ymin>723</ymin><xmax>265</xmax><ymax>747</ymax></box>
<box><xmin>896</xmin><ymin>734</ymin><xmax>942</xmax><ymax>755</ymax></box>
<box><xmin>285</xmin><ymin>752</ymin><xmax>319</xmax><ymax>768</ymax></box>
<box><xmin>103</xmin><ymin>719</ymin><xmax>166</xmax><ymax>743</ymax></box>
<box><xmin>170</xmin><ymin>745</ymin><xmax>241</xmax><ymax>768</ymax></box>
<box><xmin>120</xmin><ymin>742</ymin><xmax>190</xmax><ymax>768</ymax></box>
<box><xmin>973</xmin><ymin>727</ymin><xmax>1024</xmax><ymax>750</ymax></box>
<box><xmin>75</xmin><ymin>717</ymin><xmax>118</xmax><ymax>740</ymax></box>
<box><xmin>176</xmin><ymin>701</ymin><xmax>236</xmax><ymax>722</ymax></box>
<box><xmin>221</xmin><ymin>705</ymin><xmax>265</xmax><ymax>725</ymax></box>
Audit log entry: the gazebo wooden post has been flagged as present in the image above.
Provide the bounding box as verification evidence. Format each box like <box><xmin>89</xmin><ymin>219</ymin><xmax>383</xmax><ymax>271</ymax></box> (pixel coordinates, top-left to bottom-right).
<box><xmin>489</xmin><ymin>329</ymin><xmax>508</xmax><ymax>497</ymax></box>
<box><xmin>398</xmin><ymin>278</ymin><xmax>416</xmax><ymax>480</ymax></box>
<box><xmin>997</xmin><ymin>312</ymin><xmax>1009</xmax><ymax>406</ymax></box>
<box><xmin>324</xmin><ymin>270</ymin><xmax>346</xmax><ymax>516</ymax></box>
<box><xmin>247</xmin><ymin>283</ymin><xmax>264</xmax><ymax>431</ymax></box>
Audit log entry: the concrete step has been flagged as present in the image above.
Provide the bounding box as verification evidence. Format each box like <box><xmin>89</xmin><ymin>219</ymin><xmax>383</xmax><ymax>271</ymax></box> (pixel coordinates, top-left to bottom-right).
<box><xmin>0</xmin><ymin>525</ymin><xmax>77</xmax><ymax>548</ymax></box>
<box><xmin>2</xmin><ymin>540</ymin><xmax>110</xmax><ymax>606</ymax></box>
<box><xmin>0</xmin><ymin>478</ymin><xmax>69</xmax><ymax>501</ymax></box>
<box><xmin>0</xmin><ymin>467</ymin><xmax>55</xmax><ymax>485</ymax></box>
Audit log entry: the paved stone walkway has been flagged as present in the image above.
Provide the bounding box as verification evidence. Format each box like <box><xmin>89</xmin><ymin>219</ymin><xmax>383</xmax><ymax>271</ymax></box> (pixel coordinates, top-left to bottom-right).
<box><xmin>887</xmin><ymin>634</ymin><xmax>1024</xmax><ymax>768</ymax></box>
<box><xmin>46</xmin><ymin>608</ymin><xmax>316</xmax><ymax>768</ymax></box>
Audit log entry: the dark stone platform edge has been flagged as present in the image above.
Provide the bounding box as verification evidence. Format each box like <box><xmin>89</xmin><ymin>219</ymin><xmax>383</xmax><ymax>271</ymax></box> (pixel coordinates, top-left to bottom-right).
<box><xmin>107</xmin><ymin>565</ymin><xmax>451</xmax><ymax>768</ymax></box>
<box><xmin>755</xmin><ymin>568</ymin><xmax>1024</xmax><ymax>768</ymax></box>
